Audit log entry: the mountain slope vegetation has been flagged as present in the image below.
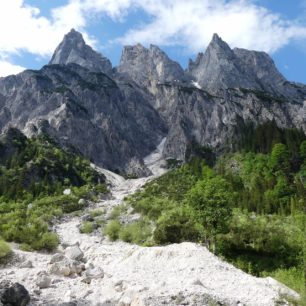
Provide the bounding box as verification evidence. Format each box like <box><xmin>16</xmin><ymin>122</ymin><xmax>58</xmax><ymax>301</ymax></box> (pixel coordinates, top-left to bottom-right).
<box><xmin>0</xmin><ymin>128</ymin><xmax>107</xmax><ymax>251</ymax></box>
<box><xmin>117</xmin><ymin>124</ymin><xmax>306</xmax><ymax>296</ymax></box>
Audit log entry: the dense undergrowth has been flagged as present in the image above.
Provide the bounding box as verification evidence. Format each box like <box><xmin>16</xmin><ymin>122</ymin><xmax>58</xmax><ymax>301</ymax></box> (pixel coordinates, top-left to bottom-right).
<box><xmin>105</xmin><ymin>123</ymin><xmax>306</xmax><ymax>299</ymax></box>
<box><xmin>0</xmin><ymin>129</ymin><xmax>107</xmax><ymax>251</ymax></box>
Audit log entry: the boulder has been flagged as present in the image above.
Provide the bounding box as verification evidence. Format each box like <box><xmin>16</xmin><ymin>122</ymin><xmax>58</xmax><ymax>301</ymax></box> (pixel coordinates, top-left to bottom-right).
<box><xmin>81</xmin><ymin>214</ymin><xmax>94</xmax><ymax>222</ymax></box>
<box><xmin>64</xmin><ymin>245</ymin><xmax>84</xmax><ymax>261</ymax></box>
<box><xmin>0</xmin><ymin>283</ymin><xmax>30</xmax><ymax>306</ymax></box>
<box><xmin>36</xmin><ymin>271</ymin><xmax>51</xmax><ymax>289</ymax></box>
<box><xmin>19</xmin><ymin>260</ymin><xmax>33</xmax><ymax>269</ymax></box>
<box><xmin>49</xmin><ymin>258</ymin><xmax>84</xmax><ymax>277</ymax></box>
<box><xmin>82</xmin><ymin>267</ymin><xmax>104</xmax><ymax>284</ymax></box>
<box><xmin>50</xmin><ymin>253</ymin><xmax>65</xmax><ymax>264</ymax></box>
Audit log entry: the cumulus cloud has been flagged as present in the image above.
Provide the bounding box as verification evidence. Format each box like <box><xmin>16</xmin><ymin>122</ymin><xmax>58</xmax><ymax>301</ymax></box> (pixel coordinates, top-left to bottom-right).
<box><xmin>109</xmin><ymin>0</ymin><xmax>306</xmax><ymax>53</ymax></box>
<box><xmin>1</xmin><ymin>0</ymin><xmax>306</xmax><ymax>77</ymax></box>
<box><xmin>0</xmin><ymin>0</ymin><xmax>93</xmax><ymax>76</ymax></box>
<box><xmin>0</xmin><ymin>60</ymin><xmax>25</xmax><ymax>77</ymax></box>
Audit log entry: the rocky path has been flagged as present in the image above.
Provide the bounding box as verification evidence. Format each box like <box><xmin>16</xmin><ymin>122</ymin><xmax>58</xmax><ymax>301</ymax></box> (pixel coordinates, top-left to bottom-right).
<box><xmin>0</xmin><ymin>139</ymin><xmax>299</xmax><ymax>306</ymax></box>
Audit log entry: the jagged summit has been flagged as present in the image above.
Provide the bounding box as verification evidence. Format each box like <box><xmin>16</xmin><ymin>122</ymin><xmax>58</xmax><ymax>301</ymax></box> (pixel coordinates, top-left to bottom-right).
<box><xmin>49</xmin><ymin>29</ymin><xmax>112</xmax><ymax>74</ymax></box>
<box><xmin>187</xmin><ymin>33</ymin><xmax>258</xmax><ymax>92</ymax></box>
<box><xmin>187</xmin><ymin>33</ymin><xmax>300</xmax><ymax>96</ymax></box>
<box><xmin>118</xmin><ymin>43</ymin><xmax>188</xmax><ymax>93</ymax></box>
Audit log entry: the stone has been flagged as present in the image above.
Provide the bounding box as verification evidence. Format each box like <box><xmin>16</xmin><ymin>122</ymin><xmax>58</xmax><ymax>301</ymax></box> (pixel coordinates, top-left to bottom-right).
<box><xmin>82</xmin><ymin>267</ymin><xmax>104</xmax><ymax>284</ymax></box>
<box><xmin>0</xmin><ymin>283</ymin><xmax>30</xmax><ymax>306</ymax></box>
<box><xmin>36</xmin><ymin>271</ymin><xmax>51</xmax><ymax>289</ymax></box>
<box><xmin>19</xmin><ymin>260</ymin><xmax>33</xmax><ymax>269</ymax></box>
<box><xmin>49</xmin><ymin>258</ymin><xmax>84</xmax><ymax>277</ymax></box>
<box><xmin>50</xmin><ymin>253</ymin><xmax>66</xmax><ymax>264</ymax></box>
<box><xmin>64</xmin><ymin>245</ymin><xmax>84</xmax><ymax>261</ymax></box>
<box><xmin>78</xmin><ymin>198</ymin><xmax>86</xmax><ymax>206</ymax></box>
<box><xmin>81</xmin><ymin>214</ymin><xmax>93</xmax><ymax>222</ymax></box>
<box><xmin>63</xmin><ymin>189</ymin><xmax>71</xmax><ymax>196</ymax></box>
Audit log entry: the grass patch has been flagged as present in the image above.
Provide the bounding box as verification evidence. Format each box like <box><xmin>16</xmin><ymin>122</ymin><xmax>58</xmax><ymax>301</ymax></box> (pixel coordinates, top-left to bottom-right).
<box><xmin>80</xmin><ymin>221</ymin><xmax>94</xmax><ymax>234</ymax></box>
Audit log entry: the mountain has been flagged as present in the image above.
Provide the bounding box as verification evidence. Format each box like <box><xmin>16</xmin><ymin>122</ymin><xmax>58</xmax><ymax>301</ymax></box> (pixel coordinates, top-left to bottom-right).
<box><xmin>187</xmin><ymin>34</ymin><xmax>306</xmax><ymax>99</ymax></box>
<box><xmin>117</xmin><ymin>43</ymin><xmax>189</xmax><ymax>95</ymax></box>
<box><xmin>0</xmin><ymin>30</ymin><xmax>305</xmax><ymax>175</ymax></box>
<box><xmin>49</xmin><ymin>29</ymin><xmax>112</xmax><ymax>74</ymax></box>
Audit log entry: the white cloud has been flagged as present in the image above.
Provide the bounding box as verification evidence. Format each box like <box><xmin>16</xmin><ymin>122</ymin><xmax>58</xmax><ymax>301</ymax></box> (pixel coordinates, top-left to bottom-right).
<box><xmin>0</xmin><ymin>60</ymin><xmax>25</xmax><ymax>77</ymax></box>
<box><xmin>111</xmin><ymin>0</ymin><xmax>306</xmax><ymax>53</ymax></box>
<box><xmin>0</xmin><ymin>0</ymin><xmax>306</xmax><ymax>77</ymax></box>
<box><xmin>0</xmin><ymin>0</ymin><xmax>94</xmax><ymax>77</ymax></box>
<box><xmin>53</xmin><ymin>0</ymin><xmax>306</xmax><ymax>53</ymax></box>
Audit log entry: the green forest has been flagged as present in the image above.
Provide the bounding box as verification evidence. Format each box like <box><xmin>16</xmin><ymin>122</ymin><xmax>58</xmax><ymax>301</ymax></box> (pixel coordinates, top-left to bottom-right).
<box><xmin>103</xmin><ymin>123</ymin><xmax>306</xmax><ymax>300</ymax></box>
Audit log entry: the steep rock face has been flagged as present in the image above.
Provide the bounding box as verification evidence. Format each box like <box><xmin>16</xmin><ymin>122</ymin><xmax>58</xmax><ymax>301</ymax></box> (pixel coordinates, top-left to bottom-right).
<box><xmin>117</xmin><ymin>44</ymin><xmax>189</xmax><ymax>96</ymax></box>
<box><xmin>49</xmin><ymin>29</ymin><xmax>112</xmax><ymax>74</ymax></box>
<box><xmin>0</xmin><ymin>64</ymin><xmax>167</xmax><ymax>176</ymax></box>
<box><xmin>187</xmin><ymin>34</ymin><xmax>258</xmax><ymax>92</ymax></box>
<box><xmin>156</xmin><ymin>85</ymin><xmax>306</xmax><ymax>161</ymax></box>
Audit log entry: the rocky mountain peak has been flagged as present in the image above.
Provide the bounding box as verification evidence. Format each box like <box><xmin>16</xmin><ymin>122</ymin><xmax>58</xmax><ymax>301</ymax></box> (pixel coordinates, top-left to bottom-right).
<box><xmin>49</xmin><ymin>29</ymin><xmax>112</xmax><ymax>74</ymax></box>
<box><xmin>209</xmin><ymin>33</ymin><xmax>233</xmax><ymax>54</ymax></box>
<box><xmin>187</xmin><ymin>33</ymin><xmax>256</xmax><ymax>91</ymax></box>
<box><xmin>118</xmin><ymin>43</ymin><xmax>188</xmax><ymax>92</ymax></box>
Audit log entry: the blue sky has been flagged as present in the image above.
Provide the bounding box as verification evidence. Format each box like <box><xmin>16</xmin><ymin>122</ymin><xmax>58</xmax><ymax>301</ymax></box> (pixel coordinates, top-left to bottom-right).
<box><xmin>1</xmin><ymin>0</ymin><xmax>306</xmax><ymax>83</ymax></box>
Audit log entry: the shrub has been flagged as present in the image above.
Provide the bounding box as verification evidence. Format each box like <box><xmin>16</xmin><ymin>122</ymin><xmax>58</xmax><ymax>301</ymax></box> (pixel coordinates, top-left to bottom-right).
<box><xmin>35</xmin><ymin>232</ymin><xmax>59</xmax><ymax>251</ymax></box>
<box><xmin>186</xmin><ymin>176</ymin><xmax>235</xmax><ymax>240</ymax></box>
<box><xmin>154</xmin><ymin>206</ymin><xmax>201</xmax><ymax>244</ymax></box>
<box><xmin>90</xmin><ymin>209</ymin><xmax>105</xmax><ymax>218</ymax></box>
<box><xmin>119</xmin><ymin>219</ymin><xmax>152</xmax><ymax>244</ymax></box>
<box><xmin>80</xmin><ymin>221</ymin><xmax>94</xmax><ymax>234</ymax></box>
<box><xmin>104</xmin><ymin>220</ymin><xmax>121</xmax><ymax>241</ymax></box>
<box><xmin>0</xmin><ymin>240</ymin><xmax>11</xmax><ymax>260</ymax></box>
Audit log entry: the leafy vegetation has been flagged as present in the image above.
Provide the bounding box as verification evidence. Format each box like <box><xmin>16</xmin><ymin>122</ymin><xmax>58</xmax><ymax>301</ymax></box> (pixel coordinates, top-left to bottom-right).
<box><xmin>0</xmin><ymin>240</ymin><xmax>11</xmax><ymax>260</ymax></box>
<box><xmin>123</xmin><ymin>123</ymin><xmax>306</xmax><ymax>298</ymax></box>
<box><xmin>0</xmin><ymin>129</ymin><xmax>107</xmax><ymax>251</ymax></box>
<box><xmin>80</xmin><ymin>221</ymin><xmax>94</xmax><ymax>234</ymax></box>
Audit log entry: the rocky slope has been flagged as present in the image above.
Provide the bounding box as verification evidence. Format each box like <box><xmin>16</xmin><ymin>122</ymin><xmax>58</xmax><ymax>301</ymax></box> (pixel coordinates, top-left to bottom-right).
<box><xmin>0</xmin><ymin>140</ymin><xmax>299</xmax><ymax>306</ymax></box>
<box><xmin>0</xmin><ymin>30</ymin><xmax>305</xmax><ymax>174</ymax></box>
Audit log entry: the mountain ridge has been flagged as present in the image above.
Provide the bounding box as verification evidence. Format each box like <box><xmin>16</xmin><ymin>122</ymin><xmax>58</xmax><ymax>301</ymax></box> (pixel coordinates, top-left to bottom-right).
<box><xmin>0</xmin><ymin>29</ymin><xmax>305</xmax><ymax>175</ymax></box>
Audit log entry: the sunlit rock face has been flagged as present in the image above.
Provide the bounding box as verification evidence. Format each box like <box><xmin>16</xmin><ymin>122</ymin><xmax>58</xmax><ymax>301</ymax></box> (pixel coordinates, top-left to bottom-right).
<box><xmin>0</xmin><ymin>30</ymin><xmax>305</xmax><ymax>174</ymax></box>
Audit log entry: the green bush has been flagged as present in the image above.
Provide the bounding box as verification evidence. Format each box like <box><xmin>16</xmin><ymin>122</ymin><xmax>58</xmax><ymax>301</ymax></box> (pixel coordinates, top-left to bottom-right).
<box><xmin>154</xmin><ymin>206</ymin><xmax>201</xmax><ymax>244</ymax></box>
<box><xmin>104</xmin><ymin>220</ymin><xmax>121</xmax><ymax>241</ymax></box>
<box><xmin>80</xmin><ymin>221</ymin><xmax>94</xmax><ymax>234</ymax></box>
<box><xmin>0</xmin><ymin>240</ymin><xmax>11</xmax><ymax>260</ymax></box>
<box><xmin>90</xmin><ymin>209</ymin><xmax>105</xmax><ymax>218</ymax></box>
<box><xmin>119</xmin><ymin>219</ymin><xmax>152</xmax><ymax>244</ymax></box>
<box><xmin>35</xmin><ymin>232</ymin><xmax>59</xmax><ymax>251</ymax></box>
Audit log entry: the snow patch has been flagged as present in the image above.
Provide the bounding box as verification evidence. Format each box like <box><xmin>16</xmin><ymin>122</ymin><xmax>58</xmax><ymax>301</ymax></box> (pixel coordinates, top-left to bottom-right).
<box><xmin>192</xmin><ymin>81</ymin><xmax>201</xmax><ymax>89</ymax></box>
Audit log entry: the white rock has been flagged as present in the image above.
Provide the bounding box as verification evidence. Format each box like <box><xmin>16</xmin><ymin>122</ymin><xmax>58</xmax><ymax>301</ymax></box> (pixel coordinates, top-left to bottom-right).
<box><xmin>63</xmin><ymin>188</ymin><xmax>71</xmax><ymax>195</ymax></box>
<box><xmin>85</xmin><ymin>267</ymin><xmax>104</xmax><ymax>280</ymax></box>
<box><xmin>64</xmin><ymin>245</ymin><xmax>84</xmax><ymax>261</ymax></box>
<box><xmin>78</xmin><ymin>198</ymin><xmax>86</xmax><ymax>205</ymax></box>
<box><xmin>119</xmin><ymin>296</ymin><xmax>132</xmax><ymax>306</ymax></box>
<box><xmin>19</xmin><ymin>260</ymin><xmax>33</xmax><ymax>268</ymax></box>
<box><xmin>49</xmin><ymin>253</ymin><xmax>65</xmax><ymax>264</ymax></box>
<box><xmin>49</xmin><ymin>258</ymin><xmax>78</xmax><ymax>276</ymax></box>
<box><xmin>36</xmin><ymin>271</ymin><xmax>51</xmax><ymax>289</ymax></box>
